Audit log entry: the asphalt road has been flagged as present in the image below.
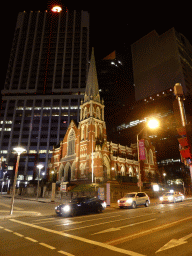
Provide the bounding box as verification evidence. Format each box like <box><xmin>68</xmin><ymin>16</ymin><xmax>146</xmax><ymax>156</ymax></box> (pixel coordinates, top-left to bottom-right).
<box><xmin>0</xmin><ymin>197</ymin><xmax>192</xmax><ymax>256</ymax></box>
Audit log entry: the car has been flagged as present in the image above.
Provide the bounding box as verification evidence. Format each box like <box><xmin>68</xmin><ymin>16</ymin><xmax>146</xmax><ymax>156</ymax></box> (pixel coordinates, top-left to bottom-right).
<box><xmin>159</xmin><ymin>191</ymin><xmax>184</xmax><ymax>203</ymax></box>
<box><xmin>117</xmin><ymin>192</ymin><xmax>150</xmax><ymax>209</ymax></box>
<box><xmin>55</xmin><ymin>196</ymin><xmax>106</xmax><ymax>217</ymax></box>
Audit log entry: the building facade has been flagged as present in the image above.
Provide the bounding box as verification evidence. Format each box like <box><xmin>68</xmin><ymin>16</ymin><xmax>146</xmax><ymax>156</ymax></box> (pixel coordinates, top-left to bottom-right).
<box><xmin>49</xmin><ymin>50</ymin><xmax>158</xmax><ymax>184</ymax></box>
<box><xmin>0</xmin><ymin>7</ymin><xmax>89</xmax><ymax>180</ymax></box>
<box><xmin>131</xmin><ymin>28</ymin><xmax>192</xmax><ymax>102</ymax></box>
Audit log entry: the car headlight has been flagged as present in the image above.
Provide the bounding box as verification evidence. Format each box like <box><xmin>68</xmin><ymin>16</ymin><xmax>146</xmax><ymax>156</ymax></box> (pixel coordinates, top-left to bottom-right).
<box><xmin>159</xmin><ymin>197</ymin><xmax>163</xmax><ymax>201</ymax></box>
<box><xmin>117</xmin><ymin>200</ymin><xmax>120</xmax><ymax>203</ymax></box>
<box><xmin>126</xmin><ymin>198</ymin><xmax>133</xmax><ymax>204</ymax></box>
<box><xmin>102</xmin><ymin>201</ymin><xmax>107</xmax><ymax>208</ymax></box>
<box><xmin>168</xmin><ymin>196</ymin><xmax>173</xmax><ymax>201</ymax></box>
<box><xmin>62</xmin><ymin>205</ymin><xmax>70</xmax><ymax>213</ymax></box>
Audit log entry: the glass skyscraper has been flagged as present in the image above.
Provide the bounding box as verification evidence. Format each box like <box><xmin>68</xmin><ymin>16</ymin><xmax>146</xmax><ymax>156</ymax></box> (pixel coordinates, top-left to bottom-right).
<box><xmin>0</xmin><ymin>7</ymin><xmax>89</xmax><ymax>180</ymax></box>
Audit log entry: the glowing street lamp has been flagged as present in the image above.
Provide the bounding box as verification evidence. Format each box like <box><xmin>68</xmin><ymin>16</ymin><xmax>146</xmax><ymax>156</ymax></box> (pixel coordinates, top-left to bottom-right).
<box><xmin>36</xmin><ymin>164</ymin><xmax>44</xmax><ymax>201</ymax></box>
<box><xmin>147</xmin><ymin>118</ymin><xmax>159</xmax><ymax>129</ymax></box>
<box><xmin>137</xmin><ymin>119</ymin><xmax>159</xmax><ymax>192</ymax></box>
<box><xmin>10</xmin><ymin>147</ymin><xmax>26</xmax><ymax>215</ymax></box>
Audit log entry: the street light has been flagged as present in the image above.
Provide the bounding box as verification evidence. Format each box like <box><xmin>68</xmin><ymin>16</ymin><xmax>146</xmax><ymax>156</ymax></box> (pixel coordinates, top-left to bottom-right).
<box><xmin>10</xmin><ymin>147</ymin><xmax>26</xmax><ymax>215</ymax></box>
<box><xmin>36</xmin><ymin>164</ymin><xmax>44</xmax><ymax>201</ymax></box>
<box><xmin>137</xmin><ymin>119</ymin><xmax>159</xmax><ymax>192</ymax></box>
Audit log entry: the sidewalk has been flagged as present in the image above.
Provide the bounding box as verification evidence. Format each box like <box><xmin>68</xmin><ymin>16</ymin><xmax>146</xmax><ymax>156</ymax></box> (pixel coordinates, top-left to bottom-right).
<box><xmin>1</xmin><ymin>194</ymin><xmax>192</xmax><ymax>220</ymax></box>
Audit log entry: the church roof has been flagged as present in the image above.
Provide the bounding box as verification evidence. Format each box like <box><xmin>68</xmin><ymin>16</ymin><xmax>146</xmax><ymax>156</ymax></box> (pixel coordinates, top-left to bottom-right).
<box><xmin>84</xmin><ymin>48</ymin><xmax>100</xmax><ymax>103</ymax></box>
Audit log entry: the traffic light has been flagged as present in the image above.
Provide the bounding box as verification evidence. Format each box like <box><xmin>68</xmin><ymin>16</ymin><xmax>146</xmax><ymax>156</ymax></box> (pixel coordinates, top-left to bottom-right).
<box><xmin>2</xmin><ymin>161</ymin><xmax>8</xmax><ymax>171</ymax></box>
<box><xmin>177</xmin><ymin>124</ymin><xmax>192</xmax><ymax>163</ymax></box>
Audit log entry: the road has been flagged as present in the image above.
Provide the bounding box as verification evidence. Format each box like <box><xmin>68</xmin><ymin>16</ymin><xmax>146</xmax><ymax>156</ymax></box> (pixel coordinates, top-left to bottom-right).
<box><xmin>0</xmin><ymin>197</ymin><xmax>192</xmax><ymax>256</ymax></box>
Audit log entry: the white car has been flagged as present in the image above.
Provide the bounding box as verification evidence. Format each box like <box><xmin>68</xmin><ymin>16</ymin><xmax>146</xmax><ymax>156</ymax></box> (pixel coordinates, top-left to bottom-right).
<box><xmin>117</xmin><ymin>192</ymin><xmax>150</xmax><ymax>209</ymax></box>
<box><xmin>159</xmin><ymin>192</ymin><xmax>184</xmax><ymax>203</ymax></box>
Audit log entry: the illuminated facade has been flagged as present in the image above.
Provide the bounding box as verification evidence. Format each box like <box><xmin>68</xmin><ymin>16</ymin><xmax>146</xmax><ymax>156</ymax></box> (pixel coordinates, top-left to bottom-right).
<box><xmin>0</xmin><ymin>7</ymin><xmax>89</xmax><ymax>180</ymax></box>
<box><xmin>49</xmin><ymin>50</ymin><xmax>158</xmax><ymax>184</ymax></box>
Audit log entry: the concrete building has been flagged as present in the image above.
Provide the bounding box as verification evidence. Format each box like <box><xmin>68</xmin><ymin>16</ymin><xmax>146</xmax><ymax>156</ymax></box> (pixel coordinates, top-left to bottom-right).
<box><xmin>131</xmin><ymin>28</ymin><xmax>192</xmax><ymax>102</ymax></box>
<box><xmin>0</xmin><ymin>6</ymin><xmax>89</xmax><ymax>180</ymax></box>
<box><xmin>49</xmin><ymin>50</ymin><xmax>158</xmax><ymax>184</ymax></box>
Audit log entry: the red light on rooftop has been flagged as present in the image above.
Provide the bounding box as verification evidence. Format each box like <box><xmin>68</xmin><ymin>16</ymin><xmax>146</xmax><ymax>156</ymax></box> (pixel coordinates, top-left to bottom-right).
<box><xmin>51</xmin><ymin>6</ymin><xmax>62</xmax><ymax>12</ymax></box>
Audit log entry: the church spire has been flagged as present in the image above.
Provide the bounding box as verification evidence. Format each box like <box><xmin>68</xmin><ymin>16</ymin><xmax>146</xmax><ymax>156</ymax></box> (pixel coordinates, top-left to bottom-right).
<box><xmin>84</xmin><ymin>48</ymin><xmax>100</xmax><ymax>103</ymax></box>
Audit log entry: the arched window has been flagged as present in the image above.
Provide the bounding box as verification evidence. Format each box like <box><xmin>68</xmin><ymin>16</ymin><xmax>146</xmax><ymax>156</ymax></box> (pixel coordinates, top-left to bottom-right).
<box><xmin>96</xmin><ymin>107</ymin><xmax>100</xmax><ymax>119</ymax></box>
<box><xmin>68</xmin><ymin>129</ymin><xmax>75</xmax><ymax>155</ymax></box>
<box><xmin>99</xmin><ymin>125</ymin><xmax>102</xmax><ymax>138</ymax></box>
<box><xmin>149</xmin><ymin>149</ymin><xmax>154</xmax><ymax>164</ymax></box>
<box><xmin>129</xmin><ymin>166</ymin><xmax>133</xmax><ymax>177</ymax></box>
<box><xmin>86</xmin><ymin>124</ymin><xmax>88</xmax><ymax>139</ymax></box>
<box><xmin>121</xmin><ymin>165</ymin><xmax>125</xmax><ymax>176</ymax></box>
<box><xmin>95</xmin><ymin>123</ymin><xmax>98</xmax><ymax>138</ymax></box>
<box><xmin>81</xmin><ymin>126</ymin><xmax>85</xmax><ymax>140</ymax></box>
<box><xmin>144</xmin><ymin>148</ymin><xmax>148</xmax><ymax>163</ymax></box>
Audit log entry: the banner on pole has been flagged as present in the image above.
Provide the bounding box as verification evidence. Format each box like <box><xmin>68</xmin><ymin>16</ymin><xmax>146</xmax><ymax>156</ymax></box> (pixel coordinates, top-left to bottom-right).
<box><xmin>139</xmin><ymin>139</ymin><xmax>146</xmax><ymax>160</ymax></box>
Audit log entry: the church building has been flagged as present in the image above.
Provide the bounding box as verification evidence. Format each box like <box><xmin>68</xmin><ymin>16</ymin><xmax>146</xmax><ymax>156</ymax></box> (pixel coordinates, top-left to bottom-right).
<box><xmin>49</xmin><ymin>49</ymin><xmax>158</xmax><ymax>184</ymax></box>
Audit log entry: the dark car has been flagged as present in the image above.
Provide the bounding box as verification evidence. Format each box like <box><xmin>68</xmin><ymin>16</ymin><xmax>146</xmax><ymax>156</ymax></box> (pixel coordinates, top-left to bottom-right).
<box><xmin>55</xmin><ymin>196</ymin><xmax>106</xmax><ymax>217</ymax></box>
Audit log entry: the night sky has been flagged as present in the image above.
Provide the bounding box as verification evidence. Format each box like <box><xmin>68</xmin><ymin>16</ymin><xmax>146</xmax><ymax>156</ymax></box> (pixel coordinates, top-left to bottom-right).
<box><xmin>1</xmin><ymin>1</ymin><xmax>191</xmax><ymax>90</ymax></box>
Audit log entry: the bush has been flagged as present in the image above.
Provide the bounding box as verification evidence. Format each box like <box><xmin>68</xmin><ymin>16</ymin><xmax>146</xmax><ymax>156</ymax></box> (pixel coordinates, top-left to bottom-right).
<box><xmin>116</xmin><ymin>176</ymin><xmax>138</xmax><ymax>183</ymax></box>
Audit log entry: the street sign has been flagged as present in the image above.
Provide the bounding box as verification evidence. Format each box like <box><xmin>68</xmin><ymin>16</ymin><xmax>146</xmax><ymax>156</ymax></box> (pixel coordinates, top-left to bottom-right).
<box><xmin>60</xmin><ymin>182</ymin><xmax>68</xmax><ymax>192</ymax></box>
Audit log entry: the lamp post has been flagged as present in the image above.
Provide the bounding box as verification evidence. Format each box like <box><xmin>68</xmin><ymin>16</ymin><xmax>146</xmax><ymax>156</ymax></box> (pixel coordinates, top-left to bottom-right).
<box><xmin>137</xmin><ymin>119</ymin><xmax>159</xmax><ymax>192</ymax></box>
<box><xmin>10</xmin><ymin>147</ymin><xmax>26</xmax><ymax>215</ymax></box>
<box><xmin>36</xmin><ymin>164</ymin><xmax>44</xmax><ymax>201</ymax></box>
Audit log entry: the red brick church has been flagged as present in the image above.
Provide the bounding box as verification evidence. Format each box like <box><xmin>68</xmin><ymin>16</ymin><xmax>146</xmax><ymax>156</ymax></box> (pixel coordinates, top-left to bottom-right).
<box><xmin>49</xmin><ymin>49</ymin><xmax>158</xmax><ymax>184</ymax></box>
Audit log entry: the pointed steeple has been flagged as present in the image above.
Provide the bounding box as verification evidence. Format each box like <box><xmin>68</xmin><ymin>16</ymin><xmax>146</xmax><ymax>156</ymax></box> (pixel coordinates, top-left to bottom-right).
<box><xmin>84</xmin><ymin>48</ymin><xmax>100</xmax><ymax>103</ymax></box>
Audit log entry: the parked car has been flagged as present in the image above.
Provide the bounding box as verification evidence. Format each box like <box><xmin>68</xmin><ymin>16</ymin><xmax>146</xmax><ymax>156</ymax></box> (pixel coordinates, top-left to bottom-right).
<box><xmin>159</xmin><ymin>192</ymin><xmax>184</xmax><ymax>203</ymax></box>
<box><xmin>117</xmin><ymin>192</ymin><xmax>150</xmax><ymax>209</ymax></box>
<box><xmin>55</xmin><ymin>196</ymin><xmax>106</xmax><ymax>217</ymax></box>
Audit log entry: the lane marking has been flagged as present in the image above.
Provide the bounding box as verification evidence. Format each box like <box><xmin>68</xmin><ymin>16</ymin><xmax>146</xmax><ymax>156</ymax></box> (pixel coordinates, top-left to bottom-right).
<box><xmin>33</xmin><ymin>214</ymin><xmax>122</xmax><ymax>225</ymax></box>
<box><xmin>57</xmin><ymin>215</ymin><xmax>123</xmax><ymax>226</ymax></box>
<box><xmin>60</xmin><ymin>213</ymin><xmax>156</xmax><ymax>232</ymax></box>
<box><xmin>25</xmin><ymin>237</ymin><xmax>38</xmax><ymax>242</ymax></box>
<box><xmin>58</xmin><ymin>250</ymin><xmax>75</xmax><ymax>256</ymax></box>
<box><xmin>39</xmin><ymin>243</ymin><xmax>56</xmax><ymax>250</ymax></box>
<box><xmin>14</xmin><ymin>232</ymin><xmax>24</xmax><ymax>237</ymax></box>
<box><xmin>107</xmin><ymin>215</ymin><xmax>192</xmax><ymax>245</ymax></box>
<box><xmin>32</xmin><ymin>217</ymin><xmax>56</xmax><ymax>223</ymax></box>
<box><xmin>0</xmin><ymin>202</ymin><xmax>23</xmax><ymax>210</ymax></box>
<box><xmin>10</xmin><ymin>219</ymin><xmax>145</xmax><ymax>256</ymax></box>
<box><xmin>4</xmin><ymin>228</ymin><xmax>13</xmax><ymax>232</ymax></box>
<box><xmin>92</xmin><ymin>218</ymin><xmax>156</xmax><ymax>235</ymax></box>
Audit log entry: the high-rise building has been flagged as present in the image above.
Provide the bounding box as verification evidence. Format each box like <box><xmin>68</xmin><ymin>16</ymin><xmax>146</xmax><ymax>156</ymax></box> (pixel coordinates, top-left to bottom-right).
<box><xmin>131</xmin><ymin>28</ymin><xmax>192</xmax><ymax>102</ymax></box>
<box><xmin>110</xmin><ymin>28</ymin><xmax>192</xmax><ymax>183</ymax></box>
<box><xmin>0</xmin><ymin>6</ymin><xmax>89</xmax><ymax>180</ymax></box>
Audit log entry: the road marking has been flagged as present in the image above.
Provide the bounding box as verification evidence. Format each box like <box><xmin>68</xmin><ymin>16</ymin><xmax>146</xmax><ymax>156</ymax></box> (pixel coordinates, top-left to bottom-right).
<box><xmin>156</xmin><ymin>232</ymin><xmax>192</xmax><ymax>253</ymax></box>
<box><xmin>32</xmin><ymin>217</ymin><xmax>57</xmax><ymax>223</ymax></box>
<box><xmin>57</xmin><ymin>214</ymin><xmax>123</xmax><ymax>226</ymax></box>
<box><xmin>10</xmin><ymin>219</ymin><xmax>145</xmax><ymax>256</ymax></box>
<box><xmin>61</xmin><ymin>213</ymin><xmax>156</xmax><ymax>232</ymax></box>
<box><xmin>25</xmin><ymin>237</ymin><xmax>38</xmax><ymax>242</ymax></box>
<box><xmin>107</xmin><ymin>215</ymin><xmax>192</xmax><ymax>245</ymax></box>
<box><xmin>92</xmin><ymin>218</ymin><xmax>156</xmax><ymax>235</ymax></box>
<box><xmin>39</xmin><ymin>243</ymin><xmax>56</xmax><ymax>250</ymax></box>
<box><xmin>4</xmin><ymin>228</ymin><xmax>13</xmax><ymax>232</ymax></box>
<box><xmin>58</xmin><ymin>250</ymin><xmax>75</xmax><ymax>256</ymax></box>
<box><xmin>0</xmin><ymin>202</ymin><xmax>23</xmax><ymax>210</ymax></box>
<box><xmin>14</xmin><ymin>232</ymin><xmax>24</xmax><ymax>237</ymax></box>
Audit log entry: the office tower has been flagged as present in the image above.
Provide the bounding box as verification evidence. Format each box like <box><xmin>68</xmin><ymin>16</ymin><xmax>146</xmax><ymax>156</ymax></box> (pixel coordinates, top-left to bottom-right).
<box><xmin>96</xmin><ymin>50</ymin><xmax>134</xmax><ymax>137</ymax></box>
<box><xmin>110</xmin><ymin>28</ymin><xmax>192</xmax><ymax>183</ymax></box>
<box><xmin>131</xmin><ymin>28</ymin><xmax>192</xmax><ymax>102</ymax></box>
<box><xmin>0</xmin><ymin>7</ymin><xmax>89</xmax><ymax>180</ymax></box>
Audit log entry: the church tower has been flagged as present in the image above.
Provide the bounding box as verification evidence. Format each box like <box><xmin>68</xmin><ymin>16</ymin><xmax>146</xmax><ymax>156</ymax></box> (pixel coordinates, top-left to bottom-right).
<box><xmin>78</xmin><ymin>48</ymin><xmax>108</xmax><ymax>181</ymax></box>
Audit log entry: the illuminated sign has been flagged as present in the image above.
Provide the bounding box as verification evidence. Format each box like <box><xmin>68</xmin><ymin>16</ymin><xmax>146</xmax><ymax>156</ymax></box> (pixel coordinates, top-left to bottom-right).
<box><xmin>51</xmin><ymin>6</ymin><xmax>62</xmax><ymax>12</ymax></box>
